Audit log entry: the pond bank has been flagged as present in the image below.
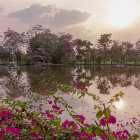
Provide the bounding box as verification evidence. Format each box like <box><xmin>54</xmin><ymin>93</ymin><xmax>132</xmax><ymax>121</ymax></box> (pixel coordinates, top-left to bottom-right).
<box><xmin>0</xmin><ymin>62</ymin><xmax>140</xmax><ymax>67</ymax></box>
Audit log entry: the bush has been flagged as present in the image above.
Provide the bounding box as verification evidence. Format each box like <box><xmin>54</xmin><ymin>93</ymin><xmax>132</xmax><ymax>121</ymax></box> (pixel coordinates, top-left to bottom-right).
<box><xmin>0</xmin><ymin>82</ymin><xmax>139</xmax><ymax>139</ymax></box>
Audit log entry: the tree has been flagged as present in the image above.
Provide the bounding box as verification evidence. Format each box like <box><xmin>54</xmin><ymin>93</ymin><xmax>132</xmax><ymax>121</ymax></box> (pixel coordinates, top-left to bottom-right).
<box><xmin>74</xmin><ymin>39</ymin><xmax>93</xmax><ymax>63</ymax></box>
<box><xmin>27</xmin><ymin>25</ymin><xmax>75</xmax><ymax>64</ymax></box>
<box><xmin>0</xmin><ymin>46</ymin><xmax>12</xmax><ymax>62</ymax></box>
<box><xmin>98</xmin><ymin>34</ymin><xmax>112</xmax><ymax>64</ymax></box>
<box><xmin>57</xmin><ymin>33</ymin><xmax>75</xmax><ymax>64</ymax></box>
<box><xmin>134</xmin><ymin>40</ymin><xmax>140</xmax><ymax>64</ymax></box>
<box><xmin>3</xmin><ymin>28</ymin><xmax>26</xmax><ymax>64</ymax></box>
<box><xmin>109</xmin><ymin>41</ymin><xmax>123</xmax><ymax>64</ymax></box>
<box><xmin>121</xmin><ymin>41</ymin><xmax>133</xmax><ymax>64</ymax></box>
<box><xmin>90</xmin><ymin>48</ymin><xmax>97</xmax><ymax>64</ymax></box>
<box><xmin>96</xmin><ymin>56</ymin><xmax>102</xmax><ymax>65</ymax></box>
<box><xmin>27</xmin><ymin>25</ymin><xmax>48</xmax><ymax>40</ymax></box>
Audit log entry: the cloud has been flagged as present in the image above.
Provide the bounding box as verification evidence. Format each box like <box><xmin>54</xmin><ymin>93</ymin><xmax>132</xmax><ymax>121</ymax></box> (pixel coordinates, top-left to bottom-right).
<box><xmin>8</xmin><ymin>3</ymin><xmax>90</xmax><ymax>27</ymax></box>
<box><xmin>0</xmin><ymin>7</ymin><xmax>3</xmax><ymax>14</ymax></box>
<box><xmin>8</xmin><ymin>3</ymin><xmax>55</xmax><ymax>24</ymax></box>
<box><xmin>47</xmin><ymin>9</ymin><xmax>90</xmax><ymax>27</ymax></box>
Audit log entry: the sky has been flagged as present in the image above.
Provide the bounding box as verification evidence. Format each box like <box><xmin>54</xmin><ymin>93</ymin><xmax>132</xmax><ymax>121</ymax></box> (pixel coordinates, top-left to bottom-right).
<box><xmin>0</xmin><ymin>0</ymin><xmax>140</xmax><ymax>43</ymax></box>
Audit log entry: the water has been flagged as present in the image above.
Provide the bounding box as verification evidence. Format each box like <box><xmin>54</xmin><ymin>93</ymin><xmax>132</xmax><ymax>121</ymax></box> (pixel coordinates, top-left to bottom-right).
<box><xmin>0</xmin><ymin>65</ymin><xmax>140</xmax><ymax>126</ymax></box>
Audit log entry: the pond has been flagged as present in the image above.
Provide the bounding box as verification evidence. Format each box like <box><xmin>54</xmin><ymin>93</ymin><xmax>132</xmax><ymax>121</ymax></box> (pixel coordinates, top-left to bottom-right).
<box><xmin>0</xmin><ymin>65</ymin><xmax>140</xmax><ymax>125</ymax></box>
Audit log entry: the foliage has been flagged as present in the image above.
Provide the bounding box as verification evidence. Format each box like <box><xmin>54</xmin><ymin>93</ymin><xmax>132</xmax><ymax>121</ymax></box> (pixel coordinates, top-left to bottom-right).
<box><xmin>0</xmin><ymin>82</ymin><xmax>139</xmax><ymax>139</ymax></box>
<box><xmin>0</xmin><ymin>25</ymin><xmax>140</xmax><ymax>64</ymax></box>
<box><xmin>27</xmin><ymin>25</ymin><xmax>75</xmax><ymax>64</ymax></box>
<box><xmin>2</xmin><ymin>28</ymin><xmax>27</xmax><ymax>63</ymax></box>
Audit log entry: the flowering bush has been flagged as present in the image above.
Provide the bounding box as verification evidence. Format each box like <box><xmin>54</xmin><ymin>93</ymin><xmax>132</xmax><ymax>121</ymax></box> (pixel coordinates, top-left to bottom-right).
<box><xmin>0</xmin><ymin>82</ymin><xmax>139</xmax><ymax>139</ymax></box>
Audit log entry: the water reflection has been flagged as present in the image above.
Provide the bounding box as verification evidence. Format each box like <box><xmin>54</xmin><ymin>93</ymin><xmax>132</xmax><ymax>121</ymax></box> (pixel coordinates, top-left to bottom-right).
<box><xmin>0</xmin><ymin>65</ymin><xmax>140</xmax><ymax>99</ymax></box>
<box><xmin>115</xmin><ymin>99</ymin><xmax>124</xmax><ymax>109</ymax></box>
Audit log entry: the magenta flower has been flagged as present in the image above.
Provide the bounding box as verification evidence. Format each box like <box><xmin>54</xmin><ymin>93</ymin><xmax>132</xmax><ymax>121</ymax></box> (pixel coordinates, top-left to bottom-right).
<box><xmin>100</xmin><ymin>134</ymin><xmax>106</xmax><ymax>140</ymax></box>
<box><xmin>76</xmin><ymin>86</ymin><xmax>88</xmax><ymax>91</ymax></box>
<box><xmin>48</xmin><ymin>100</ymin><xmax>52</xmax><ymax>104</ymax></box>
<box><xmin>47</xmin><ymin>113</ymin><xmax>54</xmax><ymax>118</ymax></box>
<box><xmin>62</xmin><ymin>120</ymin><xmax>77</xmax><ymax>130</ymax></box>
<box><xmin>109</xmin><ymin>115</ymin><xmax>116</xmax><ymax>124</ymax></box>
<box><xmin>31</xmin><ymin>131</ymin><xmax>42</xmax><ymax>137</ymax></box>
<box><xmin>58</xmin><ymin>111</ymin><xmax>62</xmax><ymax>114</ymax></box>
<box><xmin>100</xmin><ymin>117</ymin><xmax>107</xmax><ymax>126</ymax></box>
<box><xmin>75</xmin><ymin>114</ymin><xmax>85</xmax><ymax>123</ymax></box>
<box><xmin>0</xmin><ymin>128</ymin><xmax>5</xmax><ymax>136</ymax></box>
<box><xmin>52</xmin><ymin>104</ymin><xmax>61</xmax><ymax>111</ymax></box>
<box><xmin>123</xmin><ymin>129</ymin><xmax>129</xmax><ymax>136</ymax></box>
<box><xmin>6</xmin><ymin>127</ymin><xmax>19</xmax><ymax>135</ymax></box>
<box><xmin>72</xmin><ymin>81</ymin><xmax>76</xmax><ymax>84</ymax></box>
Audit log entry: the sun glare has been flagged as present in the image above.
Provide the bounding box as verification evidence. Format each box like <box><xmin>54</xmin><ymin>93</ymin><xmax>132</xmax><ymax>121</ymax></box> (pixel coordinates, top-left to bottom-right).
<box><xmin>115</xmin><ymin>100</ymin><xmax>124</xmax><ymax>109</ymax></box>
<box><xmin>107</xmin><ymin>0</ymin><xmax>138</xmax><ymax>28</ymax></box>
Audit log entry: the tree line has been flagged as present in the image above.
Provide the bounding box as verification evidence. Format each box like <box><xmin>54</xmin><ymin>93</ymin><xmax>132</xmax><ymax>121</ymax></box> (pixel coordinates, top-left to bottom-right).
<box><xmin>0</xmin><ymin>25</ymin><xmax>140</xmax><ymax>65</ymax></box>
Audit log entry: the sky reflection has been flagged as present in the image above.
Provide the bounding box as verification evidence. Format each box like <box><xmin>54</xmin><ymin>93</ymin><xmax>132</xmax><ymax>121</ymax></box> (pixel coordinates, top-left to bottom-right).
<box><xmin>114</xmin><ymin>99</ymin><xmax>124</xmax><ymax>109</ymax></box>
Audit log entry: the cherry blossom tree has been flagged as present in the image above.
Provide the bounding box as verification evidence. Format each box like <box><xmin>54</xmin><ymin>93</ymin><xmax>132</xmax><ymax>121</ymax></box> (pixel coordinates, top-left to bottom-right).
<box><xmin>3</xmin><ymin>28</ymin><xmax>27</xmax><ymax>63</ymax></box>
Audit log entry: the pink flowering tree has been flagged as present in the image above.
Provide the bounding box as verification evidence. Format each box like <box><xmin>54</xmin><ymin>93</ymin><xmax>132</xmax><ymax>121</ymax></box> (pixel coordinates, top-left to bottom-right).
<box><xmin>3</xmin><ymin>28</ymin><xmax>27</xmax><ymax>64</ymax></box>
<box><xmin>27</xmin><ymin>25</ymin><xmax>75</xmax><ymax>64</ymax></box>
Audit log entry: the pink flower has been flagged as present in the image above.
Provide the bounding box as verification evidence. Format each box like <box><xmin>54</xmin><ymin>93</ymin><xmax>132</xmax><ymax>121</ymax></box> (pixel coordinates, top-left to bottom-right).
<box><xmin>109</xmin><ymin>115</ymin><xmax>116</xmax><ymax>124</ymax></box>
<box><xmin>62</xmin><ymin>120</ymin><xmax>77</xmax><ymax>130</ymax></box>
<box><xmin>48</xmin><ymin>100</ymin><xmax>52</xmax><ymax>104</ymax></box>
<box><xmin>123</xmin><ymin>129</ymin><xmax>129</xmax><ymax>136</ymax></box>
<box><xmin>58</xmin><ymin>111</ymin><xmax>62</xmax><ymax>114</ymax></box>
<box><xmin>47</xmin><ymin>113</ymin><xmax>54</xmax><ymax>118</ymax></box>
<box><xmin>45</xmin><ymin>110</ymin><xmax>49</xmax><ymax>114</ymax></box>
<box><xmin>75</xmin><ymin>114</ymin><xmax>85</xmax><ymax>123</ymax></box>
<box><xmin>6</xmin><ymin>127</ymin><xmax>19</xmax><ymax>135</ymax></box>
<box><xmin>72</xmin><ymin>81</ymin><xmax>76</xmax><ymax>84</ymax></box>
<box><xmin>52</xmin><ymin>104</ymin><xmax>61</xmax><ymax>111</ymax></box>
<box><xmin>76</xmin><ymin>86</ymin><xmax>88</xmax><ymax>91</ymax></box>
<box><xmin>100</xmin><ymin>134</ymin><xmax>106</xmax><ymax>140</ymax></box>
<box><xmin>100</xmin><ymin>117</ymin><xmax>107</xmax><ymax>126</ymax></box>
<box><xmin>0</xmin><ymin>132</ymin><xmax>5</xmax><ymax>136</ymax></box>
<box><xmin>31</xmin><ymin>131</ymin><xmax>42</xmax><ymax>137</ymax></box>
<box><xmin>0</xmin><ymin>128</ymin><xmax>5</xmax><ymax>136</ymax></box>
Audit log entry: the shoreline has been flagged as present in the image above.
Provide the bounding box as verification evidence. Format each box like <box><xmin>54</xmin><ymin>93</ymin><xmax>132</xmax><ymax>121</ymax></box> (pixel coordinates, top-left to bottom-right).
<box><xmin>0</xmin><ymin>63</ymin><xmax>140</xmax><ymax>67</ymax></box>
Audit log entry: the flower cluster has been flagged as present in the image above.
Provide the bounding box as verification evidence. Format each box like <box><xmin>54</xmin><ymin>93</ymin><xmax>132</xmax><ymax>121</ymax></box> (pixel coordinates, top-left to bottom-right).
<box><xmin>52</xmin><ymin>104</ymin><xmax>60</xmax><ymax>111</ymax></box>
<box><xmin>0</xmin><ymin>86</ymin><xmax>139</xmax><ymax>140</ymax></box>
<box><xmin>100</xmin><ymin>115</ymin><xmax>116</xmax><ymax>126</ymax></box>
<box><xmin>61</xmin><ymin>119</ymin><xmax>77</xmax><ymax>130</ymax></box>
<box><xmin>75</xmin><ymin>114</ymin><xmax>85</xmax><ymax>123</ymax></box>
<box><xmin>45</xmin><ymin>110</ymin><xmax>54</xmax><ymax>118</ymax></box>
<box><xmin>6</xmin><ymin>127</ymin><xmax>19</xmax><ymax>135</ymax></box>
<box><xmin>77</xmin><ymin>86</ymin><xmax>88</xmax><ymax>90</ymax></box>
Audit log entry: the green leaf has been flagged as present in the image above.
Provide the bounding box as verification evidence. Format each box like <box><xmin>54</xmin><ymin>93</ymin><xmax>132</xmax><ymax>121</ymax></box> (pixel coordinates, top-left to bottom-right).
<box><xmin>109</xmin><ymin>136</ymin><xmax>116</xmax><ymax>140</ymax></box>
<box><xmin>104</xmin><ymin>108</ymin><xmax>111</xmax><ymax>117</ymax></box>
<box><xmin>68</xmin><ymin>123</ymin><xmax>75</xmax><ymax>128</ymax></box>
<box><xmin>96</xmin><ymin>110</ymin><xmax>103</xmax><ymax>119</ymax></box>
<box><xmin>93</xmin><ymin>94</ymin><xmax>96</xmax><ymax>100</ymax></box>
<box><xmin>94</xmin><ymin>105</ymin><xmax>98</xmax><ymax>110</ymax></box>
<box><xmin>73</xmin><ymin>90</ymin><xmax>76</xmax><ymax>94</ymax></box>
<box><xmin>68</xmin><ymin>105</ymin><xmax>73</xmax><ymax>109</ymax></box>
<box><xmin>92</xmin><ymin>126</ymin><xmax>102</xmax><ymax>136</ymax></box>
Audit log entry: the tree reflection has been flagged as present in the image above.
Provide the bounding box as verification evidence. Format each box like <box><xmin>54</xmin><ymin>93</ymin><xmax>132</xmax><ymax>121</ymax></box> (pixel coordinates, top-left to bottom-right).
<box><xmin>26</xmin><ymin>66</ymin><xmax>75</xmax><ymax>95</ymax></box>
<box><xmin>0</xmin><ymin>65</ymin><xmax>140</xmax><ymax>99</ymax></box>
<box><xmin>0</xmin><ymin>67</ymin><xmax>30</xmax><ymax>99</ymax></box>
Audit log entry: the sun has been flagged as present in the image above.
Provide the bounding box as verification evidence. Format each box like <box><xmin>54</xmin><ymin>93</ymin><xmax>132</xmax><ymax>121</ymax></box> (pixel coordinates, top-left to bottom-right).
<box><xmin>115</xmin><ymin>100</ymin><xmax>124</xmax><ymax>109</ymax></box>
<box><xmin>107</xmin><ymin>0</ymin><xmax>138</xmax><ymax>28</ymax></box>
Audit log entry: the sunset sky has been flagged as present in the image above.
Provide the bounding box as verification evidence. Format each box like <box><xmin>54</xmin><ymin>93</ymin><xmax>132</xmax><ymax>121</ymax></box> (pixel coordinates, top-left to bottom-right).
<box><xmin>0</xmin><ymin>0</ymin><xmax>140</xmax><ymax>42</ymax></box>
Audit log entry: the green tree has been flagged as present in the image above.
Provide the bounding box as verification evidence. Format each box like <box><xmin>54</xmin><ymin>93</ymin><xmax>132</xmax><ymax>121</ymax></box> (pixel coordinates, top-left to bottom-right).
<box><xmin>98</xmin><ymin>34</ymin><xmax>112</xmax><ymax>64</ymax></box>
<box><xmin>75</xmin><ymin>39</ymin><xmax>92</xmax><ymax>63</ymax></box>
